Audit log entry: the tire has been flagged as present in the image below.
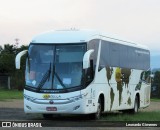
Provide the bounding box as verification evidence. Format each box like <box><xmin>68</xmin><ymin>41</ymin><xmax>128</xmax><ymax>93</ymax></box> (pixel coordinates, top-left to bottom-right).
<box><xmin>43</xmin><ymin>114</ymin><xmax>53</xmax><ymax>119</ymax></box>
<box><xmin>91</xmin><ymin>98</ymin><xmax>102</xmax><ymax>120</ymax></box>
<box><xmin>131</xmin><ymin>96</ymin><xmax>139</xmax><ymax>114</ymax></box>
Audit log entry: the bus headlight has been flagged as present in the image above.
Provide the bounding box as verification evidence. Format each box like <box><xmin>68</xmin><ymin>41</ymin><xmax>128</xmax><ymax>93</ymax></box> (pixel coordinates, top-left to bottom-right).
<box><xmin>24</xmin><ymin>94</ymin><xmax>36</xmax><ymax>102</ymax></box>
<box><xmin>73</xmin><ymin>105</ymin><xmax>80</xmax><ymax>110</ymax></box>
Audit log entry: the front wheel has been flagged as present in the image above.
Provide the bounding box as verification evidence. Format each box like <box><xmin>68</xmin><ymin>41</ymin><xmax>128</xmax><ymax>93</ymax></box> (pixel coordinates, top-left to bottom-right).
<box><xmin>91</xmin><ymin>98</ymin><xmax>102</xmax><ymax>120</ymax></box>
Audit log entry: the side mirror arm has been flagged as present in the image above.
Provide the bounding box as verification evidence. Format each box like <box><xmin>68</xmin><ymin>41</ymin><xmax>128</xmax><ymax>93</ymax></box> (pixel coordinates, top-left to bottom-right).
<box><xmin>83</xmin><ymin>49</ymin><xmax>94</xmax><ymax>69</ymax></box>
<box><xmin>15</xmin><ymin>50</ymin><xmax>28</xmax><ymax>69</ymax></box>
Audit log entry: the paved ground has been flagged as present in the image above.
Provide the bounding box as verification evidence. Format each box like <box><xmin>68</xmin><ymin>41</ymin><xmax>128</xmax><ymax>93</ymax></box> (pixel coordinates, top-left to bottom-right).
<box><xmin>140</xmin><ymin>101</ymin><xmax>160</xmax><ymax>112</ymax></box>
<box><xmin>0</xmin><ymin>99</ymin><xmax>160</xmax><ymax>129</ymax></box>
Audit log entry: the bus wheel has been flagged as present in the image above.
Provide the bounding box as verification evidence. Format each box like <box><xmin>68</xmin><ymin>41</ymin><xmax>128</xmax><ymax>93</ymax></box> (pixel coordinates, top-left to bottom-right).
<box><xmin>131</xmin><ymin>96</ymin><xmax>139</xmax><ymax>114</ymax></box>
<box><xmin>43</xmin><ymin>114</ymin><xmax>53</xmax><ymax>119</ymax></box>
<box><xmin>94</xmin><ymin>98</ymin><xmax>102</xmax><ymax>120</ymax></box>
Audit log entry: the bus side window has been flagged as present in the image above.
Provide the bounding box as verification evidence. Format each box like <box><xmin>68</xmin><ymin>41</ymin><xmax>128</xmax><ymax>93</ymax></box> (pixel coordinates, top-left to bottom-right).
<box><xmin>85</xmin><ymin>59</ymin><xmax>95</xmax><ymax>85</ymax></box>
<box><xmin>141</xmin><ymin>70</ymin><xmax>151</xmax><ymax>83</ymax></box>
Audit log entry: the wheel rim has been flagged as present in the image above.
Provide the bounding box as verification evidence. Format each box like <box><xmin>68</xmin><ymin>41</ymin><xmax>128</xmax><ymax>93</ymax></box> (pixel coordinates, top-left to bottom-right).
<box><xmin>96</xmin><ymin>102</ymin><xmax>101</xmax><ymax>119</ymax></box>
<box><xmin>134</xmin><ymin>98</ymin><xmax>138</xmax><ymax>112</ymax></box>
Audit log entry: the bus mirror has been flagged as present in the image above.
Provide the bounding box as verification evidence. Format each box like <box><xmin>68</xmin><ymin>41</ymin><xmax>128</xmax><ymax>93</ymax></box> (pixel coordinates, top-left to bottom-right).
<box><xmin>83</xmin><ymin>49</ymin><xmax>94</xmax><ymax>69</ymax></box>
<box><xmin>15</xmin><ymin>50</ymin><xmax>28</xmax><ymax>69</ymax></box>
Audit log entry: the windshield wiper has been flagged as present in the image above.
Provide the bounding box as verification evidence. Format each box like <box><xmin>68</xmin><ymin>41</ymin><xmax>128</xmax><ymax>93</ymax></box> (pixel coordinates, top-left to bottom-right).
<box><xmin>37</xmin><ymin>62</ymin><xmax>68</xmax><ymax>92</ymax></box>
<box><xmin>37</xmin><ymin>62</ymin><xmax>51</xmax><ymax>91</ymax></box>
<box><xmin>54</xmin><ymin>71</ymin><xmax>68</xmax><ymax>91</ymax></box>
<box><xmin>52</xmin><ymin>64</ymin><xmax>67</xmax><ymax>92</ymax></box>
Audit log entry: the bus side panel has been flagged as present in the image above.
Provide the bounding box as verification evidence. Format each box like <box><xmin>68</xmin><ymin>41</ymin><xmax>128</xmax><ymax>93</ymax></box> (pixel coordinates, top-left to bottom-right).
<box><xmin>95</xmin><ymin>39</ymin><xmax>150</xmax><ymax>112</ymax></box>
<box><xmin>94</xmin><ymin>67</ymin><xmax>150</xmax><ymax>112</ymax></box>
<box><xmin>92</xmin><ymin>68</ymin><xmax>110</xmax><ymax>111</ymax></box>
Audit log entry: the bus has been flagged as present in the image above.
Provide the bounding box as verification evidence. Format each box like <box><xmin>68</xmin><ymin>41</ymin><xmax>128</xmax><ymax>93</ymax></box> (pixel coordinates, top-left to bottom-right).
<box><xmin>15</xmin><ymin>29</ymin><xmax>151</xmax><ymax>119</ymax></box>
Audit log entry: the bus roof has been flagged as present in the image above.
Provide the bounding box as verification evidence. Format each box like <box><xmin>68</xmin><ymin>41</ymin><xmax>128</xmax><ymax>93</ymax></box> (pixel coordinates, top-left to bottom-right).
<box><xmin>31</xmin><ymin>29</ymin><xmax>149</xmax><ymax>50</ymax></box>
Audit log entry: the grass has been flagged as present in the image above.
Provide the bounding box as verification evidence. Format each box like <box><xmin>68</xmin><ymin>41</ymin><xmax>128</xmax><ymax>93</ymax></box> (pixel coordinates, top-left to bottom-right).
<box><xmin>0</xmin><ymin>89</ymin><xmax>23</xmax><ymax>100</ymax></box>
<box><xmin>101</xmin><ymin>111</ymin><xmax>160</xmax><ymax>121</ymax></box>
<box><xmin>151</xmin><ymin>98</ymin><xmax>160</xmax><ymax>102</ymax></box>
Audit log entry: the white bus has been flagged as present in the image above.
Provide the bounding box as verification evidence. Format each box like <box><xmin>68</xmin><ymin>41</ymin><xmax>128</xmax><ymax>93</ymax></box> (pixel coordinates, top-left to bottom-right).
<box><xmin>15</xmin><ymin>29</ymin><xmax>151</xmax><ymax>119</ymax></box>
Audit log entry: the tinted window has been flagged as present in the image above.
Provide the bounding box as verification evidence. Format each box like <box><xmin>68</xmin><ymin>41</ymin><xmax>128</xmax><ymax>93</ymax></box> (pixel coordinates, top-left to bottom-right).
<box><xmin>99</xmin><ymin>40</ymin><xmax>150</xmax><ymax>70</ymax></box>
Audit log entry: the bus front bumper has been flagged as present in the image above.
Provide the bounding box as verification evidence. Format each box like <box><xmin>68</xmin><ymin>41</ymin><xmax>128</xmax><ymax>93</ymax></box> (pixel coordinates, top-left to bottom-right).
<box><xmin>24</xmin><ymin>98</ymin><xmax>89</xmax><ymax>114</ymax></box>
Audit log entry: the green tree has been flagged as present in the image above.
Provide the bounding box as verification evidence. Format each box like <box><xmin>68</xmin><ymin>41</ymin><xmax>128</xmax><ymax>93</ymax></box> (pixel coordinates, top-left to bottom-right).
<box><xmin>0</xmin><ymin>45</ymin><xmax>3</xmax><ymax>53</ymax></box>
<box><xmin>0</xmin><ymin>44</ymin><xmax>16</xmax><ymax>74</ymax></box>
<box><xmin>1</xmin><ymin>44</ymin><xmax>16</xmax><ymax>54</ymax></box>
<box><xmin>154</xmin><ymin>71</ymin><xmax>160</xmax><ymax>84</ymax></box>
<box><xmin>153</xmin><ymin>71</ymin><xmax>160</xmax><ymax>98</ymax></box>
<box><xmin>0</xmin><ymin>44</ymin><xmax>28</xmax><ymax>90</ymax></box>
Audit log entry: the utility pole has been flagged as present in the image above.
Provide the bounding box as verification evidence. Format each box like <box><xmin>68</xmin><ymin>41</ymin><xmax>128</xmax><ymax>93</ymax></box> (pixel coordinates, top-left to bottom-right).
<box><xmin>15</xmin><ymin>38</ymin><xmax>19</xmax><ymax>48</ymax></box>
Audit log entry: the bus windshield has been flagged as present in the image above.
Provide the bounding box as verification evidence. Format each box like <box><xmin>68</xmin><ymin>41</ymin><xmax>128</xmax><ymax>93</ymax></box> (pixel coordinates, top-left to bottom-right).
<box><xmin>25</xmin><ymin>44</ymin><xmax>86</xmax><ymax>92</ymax></box>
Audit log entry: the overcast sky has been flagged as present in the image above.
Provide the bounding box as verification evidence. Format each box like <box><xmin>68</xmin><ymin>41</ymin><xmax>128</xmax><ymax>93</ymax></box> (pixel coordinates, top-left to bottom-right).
<box><xmin>0</xmin><ymin>0</ymin><xmax>160</xmax><ymax>55</ymax></box>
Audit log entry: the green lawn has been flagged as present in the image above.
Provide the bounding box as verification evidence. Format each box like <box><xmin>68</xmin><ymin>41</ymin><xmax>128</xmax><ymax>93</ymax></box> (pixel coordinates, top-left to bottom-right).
<box><xmin>101</xmin><ymin>111</ymin><xmax>160</xmax><ymax>121</ymax></box>
<box><xmin>151</xmin><ymin>98</ymin><xmax>160</xmax><ymax>102</ymax></box>
<box><xmin>0</xmin><ymin>89</ymin><xmax>23</xmax><ymax>100</ymax></box>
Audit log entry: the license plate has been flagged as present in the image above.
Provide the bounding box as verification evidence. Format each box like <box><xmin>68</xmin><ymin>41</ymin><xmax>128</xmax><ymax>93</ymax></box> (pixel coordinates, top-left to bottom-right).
<box><xmin>46</xmin><ymin>107</ymin><xmax>57</xmax><ymax>111</ymax></box>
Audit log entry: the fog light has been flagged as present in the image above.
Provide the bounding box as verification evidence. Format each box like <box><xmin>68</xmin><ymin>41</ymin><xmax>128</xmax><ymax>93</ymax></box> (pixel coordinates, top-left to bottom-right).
<box><xmin>73</xmin><ymin>105</ymin><xmax>80</xmax><ymax>110</ymax></box>
<box><xmin>26</xmin><ymin>105</ymin><xmax>32</xmax><ymax>110</ymax></box>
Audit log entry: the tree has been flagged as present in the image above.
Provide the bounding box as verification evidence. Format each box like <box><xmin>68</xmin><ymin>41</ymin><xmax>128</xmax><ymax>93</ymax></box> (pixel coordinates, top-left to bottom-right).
<box><xmin>1</xmin><ymin>44</ymin><xmax>16</xmax><ymax>54</ymax></box>
<box><xmin>154</xmin><ymin>71</ymin><xmax>160</xmax><ymax>84</ymax></box>
<box><xmin>0</xmin><ymin>45</ymin><xmax>3</xmax><ymax>53</ymax></box>
<box><xmin>0</xmin><ymin>44</ymin><xmax>28</xmax><ymax>90</ymax></box>
<box><xmin>152</xmin><ymin>71</ymin><xmax>160</xmax><ymax>98</ymax></box>
<box><xmin>0</xmin><ymin>44</ymin><xmax>16</xmax><ymax>74</ymax></box>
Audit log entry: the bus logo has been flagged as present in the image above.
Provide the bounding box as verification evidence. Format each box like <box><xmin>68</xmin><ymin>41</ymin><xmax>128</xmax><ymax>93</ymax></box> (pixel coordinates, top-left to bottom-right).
<box><xmin>43</xmin><ymin>94</ymin><xmax>50</xmax><ymax>99</ymax></box>
<box><xmin>49</xmin><ymin>100</ymin><xmax>54</xmax><ymax>104</ymax></box>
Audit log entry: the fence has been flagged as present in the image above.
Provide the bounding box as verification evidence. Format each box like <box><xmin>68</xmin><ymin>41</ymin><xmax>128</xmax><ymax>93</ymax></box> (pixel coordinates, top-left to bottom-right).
<box><xmin>0</xmin><ymin>74</ymin><xmax>10</xmax><ymax>89</ymax></box>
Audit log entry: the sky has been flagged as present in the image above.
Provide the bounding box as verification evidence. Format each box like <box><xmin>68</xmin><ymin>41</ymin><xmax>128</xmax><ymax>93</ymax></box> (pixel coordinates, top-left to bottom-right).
<box><xmin>0</xmin><ymin>0</ymin><xmax>160</xmax><ymax>57</ymax></box>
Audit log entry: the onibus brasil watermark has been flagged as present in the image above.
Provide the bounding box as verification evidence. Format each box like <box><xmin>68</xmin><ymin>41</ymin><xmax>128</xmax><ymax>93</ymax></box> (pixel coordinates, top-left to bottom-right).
<box><xmin>1</xmin><ymin>122</ymin><xmax>42</xmax><ymax>128</ymax></box>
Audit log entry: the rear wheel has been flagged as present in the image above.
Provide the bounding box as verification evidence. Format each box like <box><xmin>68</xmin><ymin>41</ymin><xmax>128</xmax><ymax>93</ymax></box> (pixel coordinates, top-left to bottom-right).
<box><xmin>131</xmin><ymin>96</ymin><xmax>139</xmax><ymax>114</ymax></box>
